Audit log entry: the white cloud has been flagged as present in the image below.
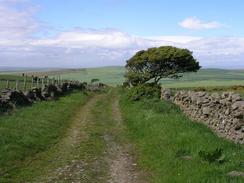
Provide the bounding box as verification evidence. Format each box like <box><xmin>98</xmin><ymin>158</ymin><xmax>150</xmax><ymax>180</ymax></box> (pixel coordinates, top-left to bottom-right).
<box><xmin>184</xmin><ymin>37</ymin><xmax>244</xmax><ymax>68</ymax></box>
<box><xmin>146</xmin><ymin>36</ymin><xmax>202</xmax><ymax>43</ymax></box>
<box><xmin>179</xmin><ymin>17</ymin><xmax>225</xmax><ymax>30</ymax></box>
<box><xmin>0</xmin><ymin>0</ymin><xmax>38</xmax><ymax>41</ymax></box>
<box><xmin>1</xmin><ymin>28</ymin><xmax>244</xmax><ymax>68</ymax></box>
<box><xmin>0</xmin><ymin>1</ymin><xmax>243</xmax><ymax>69</ymax></box>
<box><xmin>32</xmin><ymin>29</ymin><xmax>140</xmax><ymax>49</ymax></box>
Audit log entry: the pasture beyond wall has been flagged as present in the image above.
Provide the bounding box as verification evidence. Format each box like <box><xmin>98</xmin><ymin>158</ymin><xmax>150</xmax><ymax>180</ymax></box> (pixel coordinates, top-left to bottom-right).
<box><xmin>161</xmin><ymin>89</ymin><xmax>244</xmax><ymax>144</ymax></box>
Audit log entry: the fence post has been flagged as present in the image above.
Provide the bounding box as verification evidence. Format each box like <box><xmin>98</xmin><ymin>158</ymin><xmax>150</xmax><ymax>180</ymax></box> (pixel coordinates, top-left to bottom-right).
<box><xmin>6</xmin><ymin>80</ymin><xmax>9</xmax><ymax>89</ymax></box>
<box><xmin>16</xmin><ymin>80</ymin><xmax>19</xmax><ymax>90</ymax></box>
<box><xmin>36</xmin><ymin>78</ymin><xmax>39</xmax><ymax>88</ymax></box>
<box><xmin>44</xmin><ymin>77</ymin><xmax>46</xmax><ymax>86</ymax></box>
<box><xmin>31</xmin><ymin>77</ymin><xmax>34</xmax><ymax>89</ymax></box>
<box><xmin>59</xmin><ymin>75</ymin><xmax>61</xmax><ymax>85</ymax></box>
<box><xmin>24</xmin><ymin>74</ymin><xmax>27</xmax><ymax>91</ymax></box>
<box><xmin>41</xmin><ymin>78</ymin><xmax>44</xmax><ymax>90</ymax></box>
<box><xmin>56</xmin><ymin>77</ymin><xmax>57</xmax><ymax>86</ymax></box>
<box><xmin>52</xmin><ymin>77</ymin><xmax>55</xmax><ymax>85</ymax></box>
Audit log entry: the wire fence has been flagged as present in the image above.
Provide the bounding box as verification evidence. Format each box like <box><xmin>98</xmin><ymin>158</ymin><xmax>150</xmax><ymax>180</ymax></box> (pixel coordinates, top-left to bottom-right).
<box><xmin>0</xmin><ymin>74</ymin><xmax>63</xmax><ymax>92</ymax></box>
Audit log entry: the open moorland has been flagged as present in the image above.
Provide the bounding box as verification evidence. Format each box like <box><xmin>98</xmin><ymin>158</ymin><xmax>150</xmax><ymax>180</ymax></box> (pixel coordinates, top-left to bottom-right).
<box><xmin>1</xmin><ymin>0</ymin><xmax>243</xmax><ymax>182</ymax></box>
<box><xmin>0</xmin><ymin>67</ymin><xmax>243</xmax><ymax>182</ymax></box>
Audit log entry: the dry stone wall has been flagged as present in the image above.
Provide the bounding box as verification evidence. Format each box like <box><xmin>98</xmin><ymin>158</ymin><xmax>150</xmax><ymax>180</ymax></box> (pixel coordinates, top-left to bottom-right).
<box><xmin>0</xmin><ymin>82</ymin><xmax>86</xmax><ymax>114</ymax></box>
<box><xmin>161</xmin><ymin>89</ymin><xmax>244</xmax><ymax>144</ymax></box>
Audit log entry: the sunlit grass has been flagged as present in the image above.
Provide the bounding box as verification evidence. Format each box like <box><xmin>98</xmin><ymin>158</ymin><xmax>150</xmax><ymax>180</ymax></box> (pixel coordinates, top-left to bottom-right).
<box><xmin>0</xmin><ymin>92</ymin><xmax>88</xmax><ymax>180</ymax></box>
<box><xmin>120</xmin><ymin>94</ymin><xmax>244</xmax><ymax>182</ymax></box>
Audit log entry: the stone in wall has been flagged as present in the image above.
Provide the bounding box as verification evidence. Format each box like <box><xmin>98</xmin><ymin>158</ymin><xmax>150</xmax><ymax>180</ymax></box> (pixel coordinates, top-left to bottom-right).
<box><xmin>2</xmin><ymin>89</ymin><xmax>31</xmax><ymax>106</ymax></box>
<box><xmin>161</xmin><ymin>88</ymin><xmax>172</xmax><ymax>101</ymax></box>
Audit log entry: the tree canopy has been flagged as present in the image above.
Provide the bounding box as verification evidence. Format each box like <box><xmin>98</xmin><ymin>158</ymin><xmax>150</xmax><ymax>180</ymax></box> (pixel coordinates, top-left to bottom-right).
<box><xmin>125</xmin><ymin>46</ymin><xmax>200</xmax><ymax>86</ymax></box>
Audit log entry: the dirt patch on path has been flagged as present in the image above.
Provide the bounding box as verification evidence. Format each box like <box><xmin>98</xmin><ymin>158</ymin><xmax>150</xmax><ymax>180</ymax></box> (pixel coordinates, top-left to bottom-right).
<box><xmin>107</xmin><ymin>98</ymin><xmax>148</xmax><ymax>183</ymax></box>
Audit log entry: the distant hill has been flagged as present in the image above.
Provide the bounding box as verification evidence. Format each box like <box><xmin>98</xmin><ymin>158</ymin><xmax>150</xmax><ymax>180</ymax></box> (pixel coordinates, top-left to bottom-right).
<box><xmin>1</xmin><ymin>66</ymin><xmax>244</xmax><ymax>87</ymax></box>
<box><xmin>50</xmin><ymin>66</ymin><xmax>244</xmax><ymax>87</ymax></box>
<box><xmin>0</xmin><ymin>67</ymin><xmax>63</xmax><ymax>73</ymax></box>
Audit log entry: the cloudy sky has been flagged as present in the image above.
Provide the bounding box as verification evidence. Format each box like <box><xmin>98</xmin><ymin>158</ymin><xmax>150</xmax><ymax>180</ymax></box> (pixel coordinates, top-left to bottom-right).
<box><xmin>0</xmin><ymin>0</ymin><xmax>244</xmax><ymax>68</ymax></box>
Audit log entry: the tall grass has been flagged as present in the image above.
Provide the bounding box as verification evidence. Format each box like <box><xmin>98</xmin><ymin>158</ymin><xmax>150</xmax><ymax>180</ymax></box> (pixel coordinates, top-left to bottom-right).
<box><xmin>120</xmin><ymin>95</ymin><xmax>244</xmax><ymax>182</ymax></box>
<box><xmin>0</xmin><ymin>92</ymin><xmax>88</xmax><ymax>178</ymax></box>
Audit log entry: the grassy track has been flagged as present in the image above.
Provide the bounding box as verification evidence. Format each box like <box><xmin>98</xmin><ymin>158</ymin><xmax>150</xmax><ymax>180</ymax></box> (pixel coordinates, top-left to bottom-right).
<box><xmin>120</xmin><ymin>94</ymin><xmax>244</xmax><ymax>182</ymax></box>
<box><xmin>0</xmin><ymin>89</ymin><xmax>124</xmax><ymax>182</ymax></box>
<box><xmin>0</xmin><ymin>92</ymin><xmax>89</xmax><ymax>182</ymax></box>
<box><xmin>31</xmin><ymin>94</ymin><xmax>111</xmax><ymax>182</ymax></box>
<box><xmin>0</xmin><ymin>89</ymin><xmax>147</xmax><ymax>182</ymax></box>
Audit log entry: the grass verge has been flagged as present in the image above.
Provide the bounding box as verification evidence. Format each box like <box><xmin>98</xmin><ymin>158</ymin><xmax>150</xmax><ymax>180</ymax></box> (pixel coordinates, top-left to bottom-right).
<box><xmin>120</xmin><ymin>94</ymin><xmax>244</xmax><ymax>182</ymax></box>
<box><xmin>0</xmin><ymin>92</ymin><xmax>89</xmax><ymax>181</ymax></box>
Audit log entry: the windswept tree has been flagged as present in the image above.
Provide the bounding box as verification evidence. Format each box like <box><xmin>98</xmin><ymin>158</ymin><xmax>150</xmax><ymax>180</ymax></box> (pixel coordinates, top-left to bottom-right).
<box><xmin>125</xmin><ymin>46</ymin><xmax>200</xmax><ymax>86</ymax></box>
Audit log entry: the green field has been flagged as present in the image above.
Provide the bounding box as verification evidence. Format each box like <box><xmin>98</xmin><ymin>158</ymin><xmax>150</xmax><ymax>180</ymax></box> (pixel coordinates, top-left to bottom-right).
<box><xmin>56</xmin><ymin>67</ymin><xmax>244</xmax><ymax>87</ymax></box>
<box><xmin>1</xmin><ymin>67</ymin><xmax>244</xmax><ymax>88</ymax></box>
<box><xmin>57</xmin><ymin>66</ymin><xmax>125</xmax><ymax>85</ymax></box>
<box><xmin>160</xmin><ymin>69</ymin><xmax>244</xmax><ymax>88</ymax></box>
<box><xmin>0</xmin><ymin>66</ymin><xmax>244</xmax><ymax>89</ymax></box>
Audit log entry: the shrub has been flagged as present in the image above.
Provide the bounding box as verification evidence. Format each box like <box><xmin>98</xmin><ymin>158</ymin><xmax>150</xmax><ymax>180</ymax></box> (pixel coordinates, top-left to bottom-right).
<box><xmin>193</xmin><ymin>87</ymin><xmax>206</xmax><ymax>92</ymax></box>
<box><xmin>91</xmin><ymin>78</ymin><xmax>99</xmax><ymax>83</ymax></box>
<box><xmin>198</xmin><ymin>148</ymin><xmax>225</xmax><ymax>164</ymax></box>
<box><xmin>0</xmin><ymin>100</ymin><xmax>13</xmax><ymax>113</ymax></box>
<box><xmin>126</xmin><ymin>83</ymin><xmax>161</xmax><ymax>101</ymax></box>
<box><xmin>175</xmin><ymin>149</ymin><xmax>191</xmax><ymax>158</ymax></box>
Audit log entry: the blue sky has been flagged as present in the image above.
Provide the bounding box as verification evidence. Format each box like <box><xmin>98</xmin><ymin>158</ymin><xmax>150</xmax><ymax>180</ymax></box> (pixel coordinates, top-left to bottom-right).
<box><xmin>33</xmin><ymin>0</ymin><xmax>243</xmax><ymax>37</ymax></box>
<box><xmin>0</xmin><ymin>0</ymin><xmax>244</xmax><ymax>68</ymax></box>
